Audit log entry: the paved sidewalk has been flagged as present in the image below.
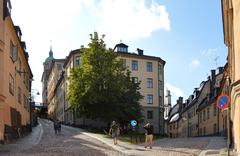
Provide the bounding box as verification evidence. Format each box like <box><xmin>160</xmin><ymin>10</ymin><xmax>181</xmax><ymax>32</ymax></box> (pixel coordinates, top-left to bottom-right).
<box><xmin>63</xmin><ymin>124</ymin><xmax>222</xmax><ymax>156</ymax></box>
<box><xmin>0</xmin><ymin>122</ymin><xmax>43</xmax><ymax>153</ymax></box>
<box><xmin>199</xmin><ymin>137</ymin><xmax>233</xmax><ymax>156</ymax></box>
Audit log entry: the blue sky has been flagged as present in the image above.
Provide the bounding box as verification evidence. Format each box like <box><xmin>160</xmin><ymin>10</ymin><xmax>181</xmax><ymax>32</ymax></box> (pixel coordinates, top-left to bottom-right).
<box><xmin>11</xmin><ymin>0</ymin><xmax>227</xmax><ymax>104</ymax></box>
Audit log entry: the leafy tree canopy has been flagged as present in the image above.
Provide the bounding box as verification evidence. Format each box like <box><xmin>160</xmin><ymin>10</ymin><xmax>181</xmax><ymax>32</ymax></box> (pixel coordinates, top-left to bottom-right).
<box><xmin>68</xmin><ymin>32</ymin><xmax>143</xmax><ymax>125</ymax></box>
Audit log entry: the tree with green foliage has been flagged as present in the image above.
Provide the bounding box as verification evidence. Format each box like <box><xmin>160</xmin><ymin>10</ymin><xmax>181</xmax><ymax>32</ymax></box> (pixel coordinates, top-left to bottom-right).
<box><xmin>68</xmin><ymin>32</ymin><xmax>143</xmax><ymax>125</ymax></box>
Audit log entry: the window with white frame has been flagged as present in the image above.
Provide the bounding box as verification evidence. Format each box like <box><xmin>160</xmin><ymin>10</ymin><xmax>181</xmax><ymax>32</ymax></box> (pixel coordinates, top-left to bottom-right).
<box><xmin>147</xmin><ymin>95</ymin><xmax>153</xmax><ymax>104</ymax></box>
<box><xmin>131</xmin><ymin>60</ymin><xmax>138</xmax><ymax>71</ymax></box>
<box><xmin>147</xmin><ymin>78</ymin><xmax>153</xmax><ymax>88</ymax></box>
<box><xmin>147</xmin><ymin>62</ymin><xmax>153</xmax><ymax>72</ymax></box>
<box><xmin>132</xmin><ymin>77</ymin><xmax>138</xmax><ymax>83</ymax></box>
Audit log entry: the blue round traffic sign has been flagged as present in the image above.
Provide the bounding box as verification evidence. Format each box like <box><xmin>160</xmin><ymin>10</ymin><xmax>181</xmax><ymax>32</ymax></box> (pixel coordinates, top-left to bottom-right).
<box><xmin>130</xmin><ymin>120</ymin><xmax>137</xmax><ymax>127</ymax></box>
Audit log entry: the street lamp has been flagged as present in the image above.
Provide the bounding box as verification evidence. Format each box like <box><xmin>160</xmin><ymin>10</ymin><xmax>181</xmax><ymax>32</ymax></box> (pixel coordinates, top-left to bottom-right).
<box><xmin>29</xmin><ymin>89</ymin><xmax>40</xmax><ymax>128</ymax></box>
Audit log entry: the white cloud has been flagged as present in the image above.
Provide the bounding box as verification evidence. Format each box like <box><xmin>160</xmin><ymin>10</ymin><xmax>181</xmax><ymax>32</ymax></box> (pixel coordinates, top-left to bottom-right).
<box><xmin>96</xmin><ymin>0</ymin><xmax>170</xmax><ymax>41</ymax></box>
<box><xmin>188</xmin><ymin>59</ymin><xmax>200</xmax><ymax>69</ymax></box>
<box><xmin>10</xmin><ymin>0</ymin><xmax>170</xmax><ymax>102</ymax></box>
<box><xmin>165</xmin><ymin>83</ymin><xmax>184</xmax><ymax>98</ymax></box>
<box><xmin>201</xmin><ymin>48</ymin><xmax>218</xmax><ymax>57</ymax></box>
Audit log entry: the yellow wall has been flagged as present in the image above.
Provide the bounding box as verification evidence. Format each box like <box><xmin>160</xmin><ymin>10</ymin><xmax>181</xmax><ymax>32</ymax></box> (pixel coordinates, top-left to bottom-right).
<box><xmin>0</xmin><ymin>9</ymin><xmax>32</xmax><ymax>140</ymax></box>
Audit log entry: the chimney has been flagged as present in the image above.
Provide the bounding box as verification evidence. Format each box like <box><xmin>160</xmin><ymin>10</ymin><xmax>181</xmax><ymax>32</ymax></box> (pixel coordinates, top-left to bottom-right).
<box><xmin>211</xmin><ymin>70</ymin><xmax>216</xmax><ymax>81</ymax></box>
<box><xmin>211</xmin><ymin>69</ymin><xmax>216</xmax><ymax>91</ymax></box>
<box><xmin>218</xmin><ymin>67</ymin><xmax>224</xmax><ymax>74</ymax></box>
<box><xmin>178</xmin><ymin>97</ymin><xmax>183</xmax><ymax>112</ymax></box>
<box><xmin>137</xmin><ymin>48</ymin><xmax>143</xmax><ymax>56</ymax></box>
<box><xmin>207</xmin><ymin>76</ymin><xmax>211</xmax><ymax>81</ymax></box>
<box><xmin>194</xmin><ymin>88</ymin><xmax>200</xmax><ymax>97</ymax></box>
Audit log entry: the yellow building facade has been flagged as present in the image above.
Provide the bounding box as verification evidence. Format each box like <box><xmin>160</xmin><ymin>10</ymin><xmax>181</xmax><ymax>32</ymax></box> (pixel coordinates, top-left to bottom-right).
<box><xmin>0</xmin><ymin>0</ymin><xmax>33</xmax><ymax>142</ymax></box>
<box><xmin>222</xmin><ymin>0</ymin><xmax>240</xmax><ymax>154</ymax></box>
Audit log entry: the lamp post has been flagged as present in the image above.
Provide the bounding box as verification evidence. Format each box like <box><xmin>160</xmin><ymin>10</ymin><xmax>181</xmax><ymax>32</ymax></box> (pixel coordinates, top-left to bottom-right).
<box><xmin>29</xmin><ymin>89</ymin><xmax>40</xmax><ymax>128</ymax></box>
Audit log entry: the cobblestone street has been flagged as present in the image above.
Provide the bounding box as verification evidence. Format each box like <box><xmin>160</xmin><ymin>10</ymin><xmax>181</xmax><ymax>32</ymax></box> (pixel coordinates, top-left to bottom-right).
<box><xmin>0</xmin><ymin>119</ymin><xmax>123</xmax><ymax>156</ymax></box>
<box><xmin>0</xmin><ymin>119</ymin><xmax>229</xmax><ymax>156</ymax></box>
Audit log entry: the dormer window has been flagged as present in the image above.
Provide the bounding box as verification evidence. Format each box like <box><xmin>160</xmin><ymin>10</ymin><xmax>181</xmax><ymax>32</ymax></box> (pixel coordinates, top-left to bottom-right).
<box><xmin>4</xmin><ymin>0</ymin><xmax>12</xmax><ymax>19</ymax></box>
<box><xmin>7</xmin><ymin>0</ymin><xmax>11</xmax><ymax>15</ymax></box>
<box><xmin>114</xmin><ymin>43</ymin><xmax>128</xmax><ymax>53</ymax></box>
<box><xmin>117</xmin><ymin>47</ymin><xmax>127</xmax><ymax>53</ymax></box>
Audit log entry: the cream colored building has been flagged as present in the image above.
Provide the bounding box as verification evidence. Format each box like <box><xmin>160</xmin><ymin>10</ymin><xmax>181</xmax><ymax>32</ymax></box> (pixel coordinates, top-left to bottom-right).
<box><xmin>167</xmin><ymin>67</ymin><xmax>225</xmax><ymax>138</ymax></box>
<box><xmin>222</xmin><ymin>0</ymin><xmax>240</xmax><ymax>154</ymax></box>
<box><xmin>197</xmin><ymin>68</ymin><xmax>225</xmax><ymax>136</ymax></box>
<box><xmin>44</xmin><ymin>43</ymin><xmax>166</xmax><ymax>134</ymax></box>
<box><xmin>115</xmin><ymin>43</ymin><xmax>165</xmax><ymax>134</ymax></box>
<box><xmin>0</xmin><ymin>0</ymin><xmax>33</xmax><ymax>142</ymax></box>
<box><xmin>47</xmin><ymin>59</ymin><xmax>65</xmax><ymax>118</ymax></box>
<box><xmin>63</xmin><ymin>49</ymin><xmax>80</xmax><ymax>125</ymax></box>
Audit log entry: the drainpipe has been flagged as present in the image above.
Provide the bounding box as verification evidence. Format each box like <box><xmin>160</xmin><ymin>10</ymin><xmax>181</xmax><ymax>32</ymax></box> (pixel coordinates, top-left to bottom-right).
<box><xmin>226</xmin><ymin>76</ymin><xmax>232</xmax><ymax>154</ymax></box>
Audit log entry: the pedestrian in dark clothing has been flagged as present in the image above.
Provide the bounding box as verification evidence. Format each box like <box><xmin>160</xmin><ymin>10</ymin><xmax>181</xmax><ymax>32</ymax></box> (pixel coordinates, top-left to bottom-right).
<box><xmin>144</xmin><ymin>123</ymin><xmax>153</xmax><ymax>149</ymax></box>
<box><xmin>57</xmin><ymin>120</ymin><xmax>61</xmax><ymax>134</ymax></box>
<box><xmin>53</xmin><ymin>120</ymin><xmax>58</xmax><ymax>134</ymax></box>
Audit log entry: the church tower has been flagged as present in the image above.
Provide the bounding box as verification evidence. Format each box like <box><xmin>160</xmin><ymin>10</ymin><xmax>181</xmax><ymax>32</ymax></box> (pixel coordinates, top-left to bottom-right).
<box><xmin>164</xmin><ymin>90</ymin><xmax>172</xmax><ymax>119</ymax></box>
<box><xmin>41</xmin><ymin>46</ymin><xmax>54</xmax><ymax>104</ymax></box>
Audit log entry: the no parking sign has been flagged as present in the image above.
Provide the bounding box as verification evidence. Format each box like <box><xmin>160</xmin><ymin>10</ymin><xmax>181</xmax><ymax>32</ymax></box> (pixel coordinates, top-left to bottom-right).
<box><xmin>216</xmin><ymin>94</ymin><xmax>230</xmax><ymax>110</ymax></box>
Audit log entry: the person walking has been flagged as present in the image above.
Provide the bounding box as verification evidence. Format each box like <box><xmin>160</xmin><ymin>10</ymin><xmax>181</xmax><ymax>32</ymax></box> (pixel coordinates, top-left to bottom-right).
<box><xmin>53</xmin><ymin>120</ymin><xmax>58</xmax><ymax>135</ymax></box>
<box><xmin>144</xmin><ymin>123</ymin><xmax>153</xmax><ymax>149</ymax></box>
<box><xmin>57</xmin><ymin>120</ymin><xmax>61</xmax><ymax>134</ymax></box>
<box><xmin>109</xmin><ymin>121</ymin><xmax>120</xmax><ymax>145</ymax></box>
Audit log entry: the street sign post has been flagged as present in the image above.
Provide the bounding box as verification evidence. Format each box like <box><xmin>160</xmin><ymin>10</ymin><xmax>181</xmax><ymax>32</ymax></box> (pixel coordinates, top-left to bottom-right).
<box><xmin>216</xmin><ymin>94</ymin><xmax>230</xmax><ymax>110</ymax></box>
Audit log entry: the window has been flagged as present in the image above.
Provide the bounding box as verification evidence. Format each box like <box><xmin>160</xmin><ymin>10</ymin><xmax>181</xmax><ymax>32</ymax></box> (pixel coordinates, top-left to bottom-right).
<box><xmin>207</xmin><ymin>108</ymin><xmax>210</xmax><ymax>119</ymax></box>
<box><xmin>170</xmin><ymin>125</ymin><xmax>172</xmax><ymax>130</ymax></box>
<box><xmin>24</xmin><ymin>95</ymin><xmax>29</xmax><ymax>111</ymax></box>
<box><xmin>159</xmin><ymin>96</ymin><xmax>162</xmax><ymax>107</ymax></box>
<box><xmin>147</xmin><ymin>62</ymin><xmax>152</xmax><ymax>72</ymax></box>
<box><xmin>18</xmin><ymin>58</ymin><xmax>22</xmax><ymax>76</ymax></box>
<box><xmin>200</xmin><ymin>128</ymin><xmax>202</xmax><ymax>136</ymax></box>
<box><xmin>213</xmin><ymin>104</ymin><xmax>217</xmax><ymax>116</ymax></box>
<box><xmin>121</xmin><ymin>59</ymin><xmax>126</xmax><ymax>68</ymax></box>
<box><xmin>158</xmin><ymin>64</ymin><xmax>161</xmax><ymax>74</ymax></box>
<box><xmin>57</xmin><ymin>64</ymin><xmax>62</xmax><ymax>70</ymax></box>
<box><xmin>23</xmin><ymin>69</ymin><xmax>25</xmax><ymax>84</ymax></box>
<box><xmin>159</xmin><ymin>80</ymin><xmax>163</xmax><ymax>90</ymax></box>
<box><xmin>10</xmin><ymin>40</ymin><xmax>14</xmax><ymax>59</ymax></box>
<box><xmin>203</xmin><ymin>127</ymin><xmax>206</xmax><ymax>135</ymax></box>
<box><xmin>9</xmin><ymin>74</ymin><xmax>14</xmax><ymax>95</ymax></box>
<box><xmin>214</xmin><ymin>124</ymin><xmax>217</xmax><ymax>134</ymax></box>
<box><xmin>9</xmin><ymin>40</ymin><xmax>18</xmax><ymax>62</ymax></box>
<box><xmin>147</xmin><ymin>95</ymin><xmax>153</xmax><ymax>104</ymax></box>
<box><xmin>200</xmin><ymin>112</ymin><xmax>202</xmax><ymax>123</ymax></box>
<box><xmin>147</xmin><ymin>111</ymin><xmax>153</xmax><ymax>119</ymax></box>
<box><xmin>76</xmin><ymin>56</ymin><xmax>81</xmax><ymax>66</ymax></box>
<box><xmin>132</xmin><ymin>77</ymin><xmax>138</xmax><ymax>83</ymax></box>
<box><xmin>203</xmin><ymin>110</ymin><xmax>206</xmax><ymax>121</ymax></box>
<box><xmin>173</xmin><ymin>124</ymin><xmax>175</xmax><ymax>130</ymax></box>
<box><xmin>25</xmin><ymin>76</ymin><xmax>29</xmax><ymax>89</ymax></box>
<box><xmin>147</xmin><ymin>78</ymin><xmax>153</xmax><ymax>88</ymax></box>
<box><xmin>70</xmin><ymin>61</ymin><xmax>73</xmax><ymax>69</ymax></box>
<box><xmin>18</xmin><ymin>87</ymin><xmax>21</xmax><ymax>104</ymax></box>
<box><xmin>132</xmin><ymin>60</ymin><xmax>138</xmax><ymax>71</ymax></box>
